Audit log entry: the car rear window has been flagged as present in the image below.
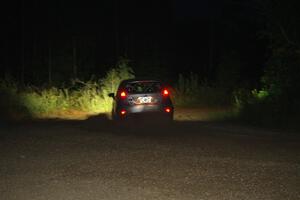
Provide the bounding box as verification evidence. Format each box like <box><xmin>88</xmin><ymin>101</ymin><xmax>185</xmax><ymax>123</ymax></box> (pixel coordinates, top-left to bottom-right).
<box><xmin>124</xmin><ymin>81</ymin><xmax>162</xmax><ymax>94</ymax></box>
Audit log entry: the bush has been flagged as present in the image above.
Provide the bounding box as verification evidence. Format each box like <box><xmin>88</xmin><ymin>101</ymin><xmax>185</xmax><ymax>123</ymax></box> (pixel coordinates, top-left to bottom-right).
<box><xmin>234</xmin><ymin>45</ymin><xmax>300</xmax><ymax>129</ymax></box>
<box><xmin>99</xmin><ymin>59</ymin><xmax>135</xmax><ymax>112</ymax></box>
<box><xmin>0</xmin><ymin>59</ymin><xmax>135</xmax><ymax>118</ymax></box>
<box><xmin>172</xmin><ymin>72</ymin><xmax>232</xmax><ymax>107</ymax></box>
<box><xmin>233</xmin><ymin>87</ymin><xmax>300</xmax><ymax>129</ymax></box>
<box><xmin>0</xmin><ymin>79</ymin><xmax>31</xmax><ymax>120</ymax></box>
<box><xmin>20</xmin><ymin>87</ymin><xmax>68</xmax><ymax>115</ymax></box>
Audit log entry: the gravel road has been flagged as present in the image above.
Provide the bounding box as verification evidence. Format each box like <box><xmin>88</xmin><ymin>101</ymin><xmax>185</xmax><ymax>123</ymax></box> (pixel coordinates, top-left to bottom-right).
<box><xmin>1</xmin><ymin>115</ymin><xmax>300</xmax><ymax>200</ymax></box>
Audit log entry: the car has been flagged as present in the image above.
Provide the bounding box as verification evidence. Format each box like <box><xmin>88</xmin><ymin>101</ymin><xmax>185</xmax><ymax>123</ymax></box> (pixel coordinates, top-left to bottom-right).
<box><xmin>108</xmin><ymin>79</ymin><xmax>174</xmax><ymax>121</ymax></box>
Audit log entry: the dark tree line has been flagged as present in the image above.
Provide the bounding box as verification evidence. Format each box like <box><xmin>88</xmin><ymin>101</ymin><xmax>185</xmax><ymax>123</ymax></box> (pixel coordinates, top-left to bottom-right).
<box><xmin>1</xmin><ymin>0</ymin><xmax>299</xmax><ymax>92</ymax></box>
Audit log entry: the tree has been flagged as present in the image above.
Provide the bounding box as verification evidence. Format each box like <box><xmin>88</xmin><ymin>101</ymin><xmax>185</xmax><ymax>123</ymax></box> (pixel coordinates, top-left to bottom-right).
<box><xmin>256</xmin><ymin>0</ymin><xmax>300</xmax><ymax>97</ymax></box>
<box><xmin>254</xmin><ymin>0</ymin><xmax>300</xmax><ymax>120</ymax></box>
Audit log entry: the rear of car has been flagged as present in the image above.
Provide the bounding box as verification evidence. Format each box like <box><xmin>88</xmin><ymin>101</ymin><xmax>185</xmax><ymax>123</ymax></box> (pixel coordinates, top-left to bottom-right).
<box><xmin>110</xmin><ymin>79</ymin><xmax>174</xmax><ymax>120</ymax></box>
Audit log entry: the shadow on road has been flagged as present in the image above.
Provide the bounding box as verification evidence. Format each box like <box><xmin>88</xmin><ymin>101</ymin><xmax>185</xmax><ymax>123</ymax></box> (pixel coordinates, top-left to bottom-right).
<box><xmin>0</xmin><ymin>113</ymin><xmax>221</xmax><ymax>137</ymax></box>
<box><xmin>1</xmin><ymin>113</ymin><xmax>298</xmax><ymax>140</ymax></box>
<box><xmin>75</xmin><ymin>113</ymin><xmax>210</xmax><ymax>137</ymax></box>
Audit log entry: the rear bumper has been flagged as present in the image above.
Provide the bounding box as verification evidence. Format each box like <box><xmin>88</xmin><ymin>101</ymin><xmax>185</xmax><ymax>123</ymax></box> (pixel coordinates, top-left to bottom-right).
<box><xmin>115</xmin><ymin>104</ymin><xmax>173</xmax><ymax>119</ymax></box>
<box><xmin>126</xmin><ymin>104</ymin><xmax>163</xmax><ymax>113</ymax></box>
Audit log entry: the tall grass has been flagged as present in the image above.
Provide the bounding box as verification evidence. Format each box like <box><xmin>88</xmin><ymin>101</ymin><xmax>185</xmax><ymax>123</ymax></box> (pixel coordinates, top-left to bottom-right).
<box><xmin>21</xmin><ymin>87</ymin><xmax>68</xmax><ymax>115</ymax></box>
<box><xmin>0</xmin><ymin>79</ymin><xmax>32</xmax><ymax>120</ymax></box>
<box><xmin>172</xmin><ymin>72</ymin><xmax>233</xmax><ymax>107</ymax></box>
<box><xmin>233</xmin><ymin>88</ymin><xmax>300</xmax><ymax>130</ymax></box>
<box><xmin>98</xmin><ymin>59</ymin><xmax>135</xmax><ymax>112</ymax></box>
<box><xmin>0</xmin><ymin>61</ymin><xmax>135</xmax><ymax>118</ymax></box>
<box><xmin>1</xmin><ymin>68</ymin><xmax>236</xmax><ymax>120</ymax></box>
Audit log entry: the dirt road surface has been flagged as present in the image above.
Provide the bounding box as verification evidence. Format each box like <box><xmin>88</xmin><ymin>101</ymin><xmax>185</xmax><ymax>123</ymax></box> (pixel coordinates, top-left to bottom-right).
<box><xmin>1</xmin><ymin>114</ymin><xmax>300</xmax><ymax>200</ymax></box>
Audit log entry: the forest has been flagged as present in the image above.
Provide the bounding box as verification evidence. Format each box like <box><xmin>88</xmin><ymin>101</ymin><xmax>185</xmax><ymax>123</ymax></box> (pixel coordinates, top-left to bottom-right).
<box><xmin>1</xmin><ymin>0</ymin><xmax>300</xmax><ymax>130</ymax></box>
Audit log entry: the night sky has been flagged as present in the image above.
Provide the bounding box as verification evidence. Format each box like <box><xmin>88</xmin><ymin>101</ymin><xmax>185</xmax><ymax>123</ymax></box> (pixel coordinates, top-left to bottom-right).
<box><xmin>1</xmin><ymin>0</ymin><xmax>266</xmax><ymax>85</ymax></box>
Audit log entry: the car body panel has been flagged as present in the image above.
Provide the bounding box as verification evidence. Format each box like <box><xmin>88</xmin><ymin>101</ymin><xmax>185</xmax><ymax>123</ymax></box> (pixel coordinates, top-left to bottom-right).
<box><xmin>110</xmin><ymin>79</ymin><xmax>174</xmax><ymax>120</ymax></box>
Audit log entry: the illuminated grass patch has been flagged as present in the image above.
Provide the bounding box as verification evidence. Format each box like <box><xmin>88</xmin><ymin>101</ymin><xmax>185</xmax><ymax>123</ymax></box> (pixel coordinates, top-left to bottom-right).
<box><xmin>0</xmin><ymin>62</ymin><xmax>134</xmax><ymax>119</ymax></box>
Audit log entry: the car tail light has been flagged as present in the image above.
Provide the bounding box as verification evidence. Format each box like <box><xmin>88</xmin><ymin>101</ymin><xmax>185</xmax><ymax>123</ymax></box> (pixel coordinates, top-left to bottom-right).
<box><xmin>120</xmin><ymin>91</ymin><xmax>127</xmax><ymax>98</ymax></box>
<box><xmin>162</xmin><ymin>89</ymin><xmax>169</xmax><ymax>96</ymax></box>
<box><xmin>120</xmin><ymin>109</ymin><xmax>126</xmax><ymax>115</ymax></box>
<box><xmin>165</xmin><ymin>107</ymin><xmax>171</xmax><ymax>113</ymax></box>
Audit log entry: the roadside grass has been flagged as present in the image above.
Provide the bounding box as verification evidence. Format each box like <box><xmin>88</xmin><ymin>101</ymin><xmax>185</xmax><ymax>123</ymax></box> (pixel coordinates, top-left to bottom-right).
<box><xmin>0</xmin><ymin>71</ymin><xmax>239</xmax><ymax>123</ymax></box>
<box><xmin>0</xmin><ymin>62</ymin><xmax>134</xmax><ymax>120</ymax></box>
<box><xmin>174</xmin><ymin>106</ymin><xmax>237</xmax><ymax>122</ymax></box>
<box><xmin>0</xmin><ymin>79</ymin><xmax>32</xmax><ymax>121</ymax></box>
<box><xmin>171</xmin><ymin>73</ymin><xmax>233</xmax><ymax>107</ymax></box>
<box><xmin>2</xmin><ymin>74</ymin><xmax>299</xmax><ymax>132</ymax></box>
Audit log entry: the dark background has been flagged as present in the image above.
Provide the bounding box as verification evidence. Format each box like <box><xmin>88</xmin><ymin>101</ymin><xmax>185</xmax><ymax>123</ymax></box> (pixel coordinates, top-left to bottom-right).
<box><xmin>1</xmin><ymin>0</ymin><xmax>267</xmax><ymax>85</ymax></box>
<box><xmin>1</xmin><ymin>0</ymin><xmax>300</xmax><ymax>129</ymax></box>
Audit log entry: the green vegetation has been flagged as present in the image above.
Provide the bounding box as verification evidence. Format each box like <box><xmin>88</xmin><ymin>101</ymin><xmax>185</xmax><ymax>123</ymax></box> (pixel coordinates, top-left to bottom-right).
<box><xmin>230</xmin><ymin>0</ymin><xmax>300</xmax><ymax>130</ymax></box>
<box><xmin>172</xmin><ymin>72</ymin><xmax>233</xmax><ymax>107</ymax></box>
<box><xmin>0</xmin><ymin>61</ymin><xmax>134</xmax><ymax>119</ymax></box>
<box><xmin>1</xmin><ymin>54</ymin><xmax>299</xmax><ymax>130</ymax></box>
<box><xmin>0</xmin><ymin>79</ymin><xmax>31</xmax><ymax>120</ymax></box>
<box><xmin>0</xmin><ymin>68</ymin><xmax>235</xmax><ymax>121</ymax></box>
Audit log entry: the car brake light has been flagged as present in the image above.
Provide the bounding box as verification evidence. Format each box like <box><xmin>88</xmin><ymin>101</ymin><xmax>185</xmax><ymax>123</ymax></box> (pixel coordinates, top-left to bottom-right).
<box><xmin>165</xmin><ymin>107</ymin><xmax>171</xmax><ymax>113</ymax></box>
<box><xmin>120</xmin><ymin>91</ymin><xmax>127</xmax><ymax>98</ymax></box>
<box><xmin>120</xmin><ymin>110</ymin><xmax>126</xmax><ymax>115</ymax></box>
<box><xmin>163</xmin><ymin>89</ymin><xmax>169</xmax><ymax>96</ymax></box>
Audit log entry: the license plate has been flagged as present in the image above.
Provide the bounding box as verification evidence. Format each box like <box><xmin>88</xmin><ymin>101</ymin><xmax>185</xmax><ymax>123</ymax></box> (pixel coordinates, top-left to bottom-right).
<box><xmin>137</xmin><ymin>96</ymin><xmax>152</xmax><ymax>104</ymax></box>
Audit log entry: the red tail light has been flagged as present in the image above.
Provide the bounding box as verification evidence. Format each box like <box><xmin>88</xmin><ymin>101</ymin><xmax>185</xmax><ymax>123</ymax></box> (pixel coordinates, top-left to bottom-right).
<box><xmin>120</xmin><ymin>110</ymin><xmax>126</xmax><ymax>115</ymax></box>
<box><xmin>165</xmin><ymin>107</ymin><xmax>171</xmax><ymax>113</ymax></box>
<box><xmin>162</xmin><ymin>89</ymin><xmax>169</xmax><ymax>96</ymax></box>
<box><xmin>120</xmin><ymin>91</ymin><xmax>127</xmax><ymax>98</ymax></box>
